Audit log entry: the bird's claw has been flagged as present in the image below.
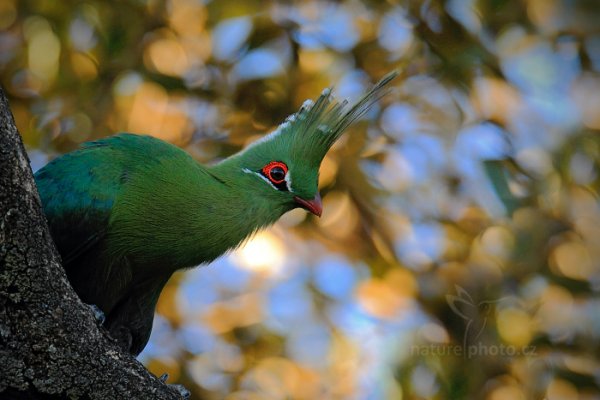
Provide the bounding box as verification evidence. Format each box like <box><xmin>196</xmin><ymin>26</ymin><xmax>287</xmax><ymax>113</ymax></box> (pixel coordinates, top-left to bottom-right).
<box><xmin>159</xmin><ymin>373</ymin><xmax>189</xmax><ymax>399</ymax></box>
<box><xmin>87</xmin><ymin>304</ymin><xmax>106</xmax><ymax>325</ymax></box>
<box><xmin>169</xmin><ymin>384</ymin><xmax>190</xmax><ymax>399</ymax></box>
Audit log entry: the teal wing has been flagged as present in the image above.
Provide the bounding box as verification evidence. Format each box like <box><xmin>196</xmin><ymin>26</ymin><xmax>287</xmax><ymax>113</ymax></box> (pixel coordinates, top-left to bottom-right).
<box><xmin>35</xmin><ymin>140</ymin><xmax>124</xmax><ymax>267</ymax></box>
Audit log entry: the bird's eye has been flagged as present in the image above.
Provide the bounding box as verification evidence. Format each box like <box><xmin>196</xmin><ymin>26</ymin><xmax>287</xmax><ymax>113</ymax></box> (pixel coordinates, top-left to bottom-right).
<box><xmin>262</xmin><ymin>161</ymin><xmax>288</xmax><ymax>184</ymax></box>
<box><xmin>270</xmin><ymin>167</ymin><xmax>286</xmax><ymax>182</ymax></box>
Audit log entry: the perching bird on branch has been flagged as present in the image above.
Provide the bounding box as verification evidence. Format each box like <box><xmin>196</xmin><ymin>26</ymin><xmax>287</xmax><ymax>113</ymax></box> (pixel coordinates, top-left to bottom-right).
<box><xmin>34</xmin><ymin>72</ymin><xmax>397</xmax><ymax>356</ymax></box>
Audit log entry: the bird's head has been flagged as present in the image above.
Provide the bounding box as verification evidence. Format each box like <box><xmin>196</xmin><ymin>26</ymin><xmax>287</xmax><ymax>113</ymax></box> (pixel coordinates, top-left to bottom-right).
<box><xmin>226</xmin><ymin>72</ymin><xmax>397</xmax><ymax>217</ymax></box>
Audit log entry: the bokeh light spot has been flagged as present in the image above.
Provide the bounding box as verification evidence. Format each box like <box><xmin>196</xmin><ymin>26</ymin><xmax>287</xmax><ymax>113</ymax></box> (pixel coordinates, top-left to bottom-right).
<box><xmin>232</xmin><ymin>231</ymin><xmax>285</xmax><ymax>275</ymax></box>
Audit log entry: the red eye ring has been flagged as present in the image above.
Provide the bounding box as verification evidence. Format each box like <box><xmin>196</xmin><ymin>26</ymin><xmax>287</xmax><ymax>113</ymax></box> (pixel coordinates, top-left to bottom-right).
<box><xmin>262</xmin><ymin>161</ymin><xmax>288</xmax><ymax>184</ymax></box>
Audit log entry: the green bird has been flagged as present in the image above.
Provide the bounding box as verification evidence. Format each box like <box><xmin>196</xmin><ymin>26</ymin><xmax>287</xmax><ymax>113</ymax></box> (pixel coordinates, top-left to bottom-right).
<box><xmin>34</xmin><ymin>72</ymin><xmax>396</xmax><ymax>356</ymax></box>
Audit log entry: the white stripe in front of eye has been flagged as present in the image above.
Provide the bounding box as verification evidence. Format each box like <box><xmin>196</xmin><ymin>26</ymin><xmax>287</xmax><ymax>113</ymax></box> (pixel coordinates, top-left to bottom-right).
<box><xmin>242</xmin><ymin>168</ymin><xmax>278</xmax><ymax>191</ymax></box>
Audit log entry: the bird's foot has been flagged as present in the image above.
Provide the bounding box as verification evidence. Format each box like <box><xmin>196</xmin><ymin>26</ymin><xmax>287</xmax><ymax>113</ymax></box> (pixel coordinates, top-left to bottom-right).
<box><xmin>87</xmin><ymin>304</ymin><xmax>106</xmax><ymax>325</ymax></box>
<box><xmin>170</xmin><ymin>384</ymin><xmax>190</xmax><ymax>399</ymax></box>
<box><xmin>159</xmin><ymin>374</ymin><xmax>190</xmax><ymax>399</ymax></box>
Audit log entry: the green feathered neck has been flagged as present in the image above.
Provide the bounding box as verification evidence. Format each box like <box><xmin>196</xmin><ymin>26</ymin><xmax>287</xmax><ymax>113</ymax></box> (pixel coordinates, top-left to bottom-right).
<box><xmin>106</xmin><ymin>142</ymin><xmax>286</xmax><ymax>272</ymax></box>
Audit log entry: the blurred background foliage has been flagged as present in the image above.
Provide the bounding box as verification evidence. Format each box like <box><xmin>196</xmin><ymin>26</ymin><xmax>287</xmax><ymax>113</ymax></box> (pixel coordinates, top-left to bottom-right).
<box><xmin>2</xmin><ymin>0</ymin><xmax>600</xmax><ymax>399</ymax></box>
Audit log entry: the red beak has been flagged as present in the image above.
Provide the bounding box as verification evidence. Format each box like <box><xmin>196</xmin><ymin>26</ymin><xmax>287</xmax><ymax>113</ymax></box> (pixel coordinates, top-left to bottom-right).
<box><xmin>294</xmin><ymin>193</ymin><xmax>323</xmax><ymax>217</ymax></box>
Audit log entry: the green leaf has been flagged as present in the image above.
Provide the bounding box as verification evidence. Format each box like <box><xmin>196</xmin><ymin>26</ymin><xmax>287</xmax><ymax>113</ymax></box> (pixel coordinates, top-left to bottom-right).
<box><xmin>483</xmin><ymin>159</ymin><xmax>522</xmax><ymax>216</ymax></box>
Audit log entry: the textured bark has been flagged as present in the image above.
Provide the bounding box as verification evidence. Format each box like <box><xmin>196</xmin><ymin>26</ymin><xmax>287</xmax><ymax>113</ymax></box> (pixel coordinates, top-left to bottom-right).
<box><xmin>0</xmin><ymin>86</ymin><xmax>182</xmax><ymax>399</ymax></box>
